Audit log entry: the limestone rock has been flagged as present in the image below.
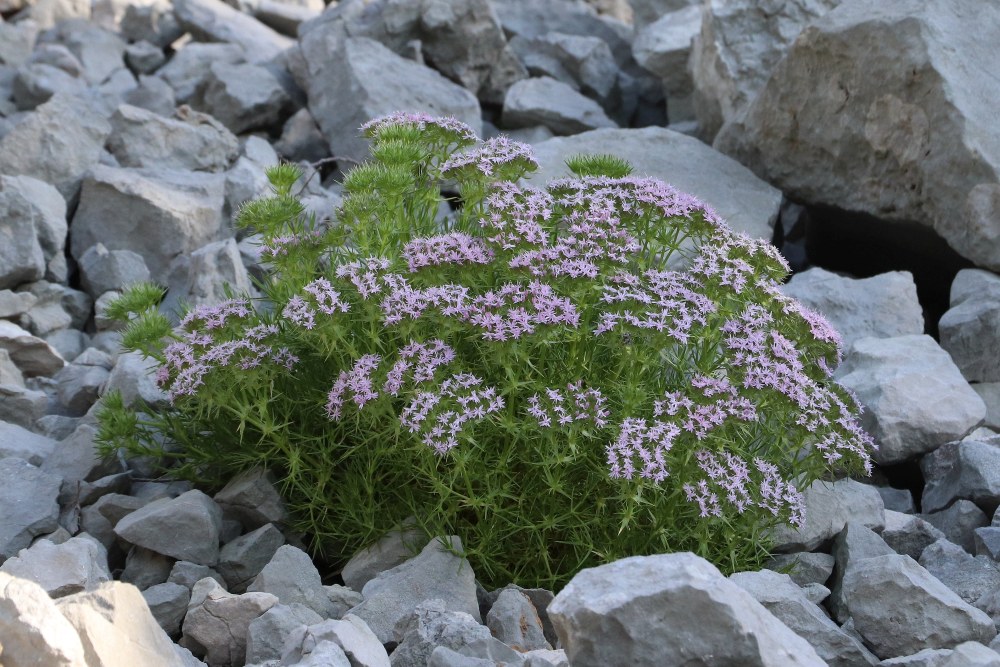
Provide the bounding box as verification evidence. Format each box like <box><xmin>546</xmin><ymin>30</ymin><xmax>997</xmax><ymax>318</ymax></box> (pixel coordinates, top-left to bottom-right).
<box><xmin>0</xmin><ymin>535</ymin><xmax>110</xmax><ymax>598</ymax></box>
<box><xmin>548</xmin><ymin>552</ymin><xmax>825</xmax><ymax>666</ymax></box>
<box><xmin>0</xmin><ymin>458</ymin><xmax>61</xmax><ymax>561</ymax></box>
<box><xmin>939</xmin><ymin>269</ymin><xmax>1000</xmax><ymax>383</ymax></box>
<box><xmin>835</xmin><ymin>335</ymin><xmax>986</xmax><ymax>465</ymax></box>
<box><xmin>114</xmin><ymin>490</ymin><xmax>223</xmax><ymax>566</ymax></box>
<box><xmin>106</xmin><ymin>103</ymin><xmax>239</xmax><ymax>172</ymax></box>
<box><xmin>502</xmin><ymin>76</ymin><xmax>617</xmax><ymax>135</ymax></box>
<box><xmin>841</xmin><ymin>553</ymin><xmax>996</xmax><ymax>658</ymax></box>
<box><xmin>715</xmin><ymin>0</ymin><xmax>1000</xmax><ymax>272</ymax></box>
<box><xmin>0</xmin><ymin>571</ymin><xmax>87</xmax><ymax>666</ymax></box>
<box><xmin>770</xmin><ymin>477</ymin><xmax>884</xmax><ymax>553</ymax></box>
<box><xmin>349</xmin><ymin>536</ymin><xmax>481</xmax><ymax>644</ymax></box>
<box><xmin>172</xmin><ymin>0</ymin><xmax>294</xmax><ymax>63</ymax></box>
<box><xmin>781</xmin><ymin>268</ymin><xmax>924</xmax><ymax>349</ymax></box>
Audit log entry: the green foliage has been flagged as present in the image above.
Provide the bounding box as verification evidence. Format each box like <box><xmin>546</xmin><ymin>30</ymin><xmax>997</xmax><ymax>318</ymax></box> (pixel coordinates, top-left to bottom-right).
<box><xmin>565</xmin><ymin>153</ymin><xmax>634</xmax><ymax>178</ymax></box>
<box><xmin>96</xmin><ymin>113</ymin><xmax>873</xmax><ymax>590</ymax></box>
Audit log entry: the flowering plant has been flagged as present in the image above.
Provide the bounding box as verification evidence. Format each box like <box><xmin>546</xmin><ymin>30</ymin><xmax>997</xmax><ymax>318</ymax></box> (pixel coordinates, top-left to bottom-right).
<box><xmin>97</xmin><ymin>112</ymin><xmax>874</xmax><ymax>589</ymax></box>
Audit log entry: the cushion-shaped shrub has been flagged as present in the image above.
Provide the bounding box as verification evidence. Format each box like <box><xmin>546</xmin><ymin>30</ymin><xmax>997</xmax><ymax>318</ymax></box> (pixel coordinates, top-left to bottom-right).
<box><xmin>98</xmin><ymin>112</ymin><xmax>874</xmax><ymax>589</ymax></box>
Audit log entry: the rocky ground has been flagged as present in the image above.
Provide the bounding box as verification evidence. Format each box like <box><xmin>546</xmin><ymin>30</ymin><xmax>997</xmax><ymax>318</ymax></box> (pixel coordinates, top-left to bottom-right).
<box><xmin>1</xmin><ymin>0</ymin><xmax>1000</xmax><ymax>665</ymax></box>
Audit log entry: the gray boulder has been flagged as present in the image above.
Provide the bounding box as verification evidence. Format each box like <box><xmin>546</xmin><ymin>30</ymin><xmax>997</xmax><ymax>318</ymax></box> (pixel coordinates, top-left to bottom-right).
<box><xmin>841</xmin><ymin>553</ymin><xmax>996</xmax><ymax>658</ymax></box>
<box><xmin>548</xmin><ymin>552</ymin><xmax>825</xmax><ymax>666</ymax></box>
<box><xmin>172</xmin><ymin>0</ymin><xmax>294</xmax><ymax>63</ymax></box>
<box><xmin>922</xmin><ymin>500</ymin><xmax>990</xmax><ymax>555</ymax></box>
<box><xmin>246</xmin><ymin>602</ymin><xmax>324</xmax><ymax>664</ymax></box>
<box><xmin>281</xmin><ymin>615</ymin><xmax>390</xmax><ymax>667</ymax></box>
<box><xmin>121</xmin><ymin>546</ymin><xmax>174</xmax><ymax>591</ymax></box>
<box><xmin>247</xmin><ymin>545</ymin><xmax>338</xmax><ymax>619</ymax></box>
<box><xmin>168</xmin><ymin>560</ymin><xmax>228</xmax><ymax>591</ymax></box>
<box><xmin>976</xmin><ymin>526</ymin><xmax>1000</xmax><ymax>561</ymax></box>
<box><xmin>142</xmin><ymin>581</ymin><xmax>191</xmax><ymax>636</ymax></box>
<box><xmin>878</xmin><ymin>486</ymin><xmax>917</xmax><ymax>514</ymax></box>
<box><xmin>274</xmin><ymin>108</ymin><xmax>328</xmax><ymax>163</ymax></box>
<box><xmin>730</xmin><ymin>568</ymin><xmax>877</xmax><ymax>666</ymax></box>
<box><xmin>196</xmin><ymin>61</ymin><xmax>293</xmax><ymax>134</ymax></box>
<box><xmin>882</xmin><ymin>510</ymin><xmax>948</xmax><ymax>561</ymax></box>
<box><xmin>341</xmin><ymin>522</ymin><xmax>426</xmax><ymax>593</ymax></box>
<box><xmin>0</xmin><ymin>92</ymin><xmax>110</xmax><ymax>203</ymax></box>
<box><xmin>214</xmin><ymin>467</ymin><xmax>288</xmax><ymax>531</ymax></box>
<box><xmin>123</xmin><ymin>74</ymin><xmax>176</xmax><ymax>116</ymax></box>
<box><xmin>690</xmin><ymin>0</ymin><xmax>842</xmax><ymax>141</ymax></box>
<box><xmin>975</xmin><ymin>385</ymin><xmax>1000</xmax><ymax>432</ymax></box>
<box><xmin>715</xmin><ymin>0</ymin><xmax>1000</xmax><ymax>272</ymax></box>
<box><xmin>486</xmin><ymin>588</ymin><xmax>550</xmax><ymax>652</ymax></box>
<box><xmin>161</xmin><ymin>237</ymin><xmax>254</xmax><ymax>321</ymax></box>
<box><xmin>114</xmin><ymin>490</ymin><xmax>223</xmax><ymax>566</ymax></box>
<box><xmin>54</xmin><ymin>361</ymin><xmax>110</xmax><ymax>416</ymax></box>
<box><xmin>71</xmin><ymin>164</ymin><xmax>226</xmax><ymax>283</ymax></box>
<box><xmin>0</xmin><ymin>419</ymin><xmax>56</xmax><ymax>465</ymax></box>
<box><xmin>106</xmin><ymin>103</ymin><xmax>239</xmax><ymax>172</ymax></box>
<box><xmin>0</xmin><ymin>175</ymin><xmax>67</xmax><ymax>290</ymax></box>
<box><xmin>509</xmin><ymin>32</ymin><xmax>619</xmax><ymax>107</ymax></box>
<box><xmin>770</xmin><ymin>477</ymin><xmax>884</xmax><ymax>553</ymax></box>
<box><xmin>77</xmin><ymin>242</ymin><xmax>151</xmax><ymax>298</ymax></box>
<box><xmin>216</xmin><ymin>523</ymin><xmax>285</xmax><ymax>592</ymax></box>
<box><xmin>56</xmin><ymin>580</ymin><xmax>190</xmax><ymax>666</ymax></box>
<box><xmin>781</xmin><ymin>268</ymin><xmax>924</xmax><ymax>349</ymax></box>
<box><xmin>103</xmin><ymin>350</ymin><xmax>169</xmax><ymax>408</ymax></box>
<box><xmin>182</xmin><ymin>577</ymin><xmax>279</xmax><ymax>666</ymax></box>
<box><xmin>155</xmin><ymin>42</ymin><xmax>246</xmax><ymax>104</ymax></box>
<box><xmin>526</xmin><ymin>126</ymin><xmax>781</xmax><ymax>244</ymax></box>
<box><xmin>124</xmin><ymin>40</ymin><xmax>166</xmax><ymax>75</ymax></box>
<box><xmin>827</xmin><ymin>522</ymin><xmax>897</xmax><ymax>624</ymax></box>
<box><xmin>919</xmin><ymin>538</ymin><xmax>1000</xmax><ymax>605</ymax></box>
<box><xmin>0</xmin><ymin>571</ymin><xmax>88</xmax><ymax>666</ymax></box>
<box><xmin>0</xmin><ymin>536</ymin><xmax>110</xmax><ymax>598</ymax></box>
<box><xmin>836</xmin><ymin>335</ymin><xmax>986</xmax><ymax>465</ymax></box>
<box><xmin>922</xmin><ymin>439</ymin><xmax>1000</xmax><ymax>515</ymax></box>
<box><xmin>764</xmin><ymin>552</ymin><xmax>835</xmax><ymax>588</ymax></box>
<box><xmin>880</xmin><ymin>642</ymin><xmax>1000</xmax><ymax>666</ymax></box>
<box><xmin>940</xmin><ymin>269</ymin><xmax>1000</xmax><ymax>383</ymax></box>
<box><xmin>297</xmin><ymin>35</ymin><xmax>481</xmax><ymax>166</ymax></box>
<box><xmin>0</xmin><ymin>457</ymin><xmax>62</xmax><ymax>562</ymax></box>
<box><xmin>391</xmin><ymin>599</ymin><xmax>496</xmax><ymax>667</ymax></box>
<box><xmin>0</xmin><ymin>320</ymin><xmax>65</xmax><ymax>377</ymax></box>
<box><xmin>502</xmin><ymin>76</ymin><xmax>616</xmax><ymax>135</ymax></box>
<box><xmin>349</xmin><ymin>536</ymin><xmax>481</xmax><ymax>644</ymax></box>
<box><xmin>298</xmin><ymin>0</ymin><xmax>521</xmax><ymax>104</ymax></box>
<box><xmin>631</xmin><ymin>4</ymin><xmax>701</xmax><ymax>122</ymax></box>
<box><xmin>121</xmin><ymin>0</ymin><xmax>184</xmax><ymax>48</ymax></box>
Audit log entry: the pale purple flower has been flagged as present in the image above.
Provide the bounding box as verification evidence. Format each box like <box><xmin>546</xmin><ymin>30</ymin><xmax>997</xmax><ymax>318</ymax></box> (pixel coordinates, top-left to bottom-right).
<box><xmin>403</xmin><ymin>233</ymin><xmax>494</xmax><ymax>273</ymax></box>
<box><xmin>326</xmin><ymin>354</ymin><xmax>381</xmax><ymax>420</ymax></box>
<box><xmin>441</xmin><ymin>136</ymin><xmax>538</xmax><ymax>177</ymax></box>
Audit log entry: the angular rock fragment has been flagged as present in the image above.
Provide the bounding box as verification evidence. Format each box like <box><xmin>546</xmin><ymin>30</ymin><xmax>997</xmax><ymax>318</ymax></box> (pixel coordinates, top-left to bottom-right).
<box><xmin>114</xmin><ymin>490</ymin><xmax>223</xmax><ymax>566</ymax></box>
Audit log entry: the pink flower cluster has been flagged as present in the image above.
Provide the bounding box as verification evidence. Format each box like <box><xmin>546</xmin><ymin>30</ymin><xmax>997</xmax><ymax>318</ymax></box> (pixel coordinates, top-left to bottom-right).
<box><xmin>403</xmin><ymin>233</ymin><xmax>494</xmax><ymax>273</ymax></box>
<box><xmin>481</xmin><ymin>183</ymin><xmax>552</xmax><ymax>250</ymax></box>
<box><xmin>325</xmin><ymin>354</ymin><xmax>381</xmax><ymax>420</ymax></box>
<box><xmin>259</xmin><ymin>231</ymin><xmax>324</xmax><ymax>259</ymax></box>
<box><xmin>360</xmin><ymin>112</ymin><xmax>478</xmax><ymax>143</ymax></box>
<box><xmin>384</xmin><ymin>340</ymin><xmax>456</xmax><ymax>395</ymax></box>
<box><xmin>180</xmin><ymin>298</ymin><xmax>252</xmax><ymax>331</ymax></box>
<box><xmin>596</xmin><ymin>270</ymin><xmax>716</xmax><ymax>344</ymax></box>
<box><xmin>158</xmin><ymin>322</ymin><xmax>298</xmax><ymax>402</ymax></box>
<box><xmin>526</xmin><ymin>381</ymin><xmax>610</xmax><ymax>428</ymax></box>
<box><xmin>399</xmin><ymin>373</ymin><xmax>505</xmax><ymax>454</ymax></box>
<box><xmin>281</xmin><ymin>278</ymin><xmax>351</xmax><ymax>329</ymax></box>
<box><xmin>441</xmin><ymin>136</ymin><xmax>539</xmax><ymax>177</ymax></box>
<box><xmin>682</xmin><ymin>452</ymin><xmax>805</xmax><ymax>526</ymax></box>
<box><xmin>606</xmin><ymin>417</ymin><xmax>680</xmax><ymax>483</ymax></box>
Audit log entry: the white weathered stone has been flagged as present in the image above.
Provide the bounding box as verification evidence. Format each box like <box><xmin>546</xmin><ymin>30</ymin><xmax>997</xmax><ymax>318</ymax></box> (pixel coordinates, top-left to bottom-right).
<box><xmin>508</xmin><ymin>32</ymin><xmax>618</xmax><ymax>106</ymax></box>
<box><xmin>548</xmin><ymin>552</ymin><xmax>825</xmax><ymax>666</ymax></box>
<box><xmin>715</xmin><ymin>0</ymin><xmax>1000</xmax><ymax>272</ymax></box>
<box><xmin>182</xmin><ymin>582</ymin><xmax>279</xmax><ymax>666</ymax></box>
<box><xmin>781</xmin><ymin>268</ymin><xmax>924</xmax><ymax>349</ymax></box>
<box><xmin>281</xmin><ymin>615</ymin><xmax>390</xmax><ymax>667</ymax></box>
<box><xmin>247</xmin><ymin>545</ymin><xmax>338</xmax><ymax>619</ymax></box>
<box><xmin>196</xmin><ymin>61</ymin><xmax>293</xmax><ymax>134</ymax></box>
<box><xmin>922</xmin><ymin>439</ymin><xmax>1000</xmax><ymax>515</ymax></box>
<box><xmin>0</xmin><ymin>174</ymin><xmax>67</xmax><ymax>290</ymax></box>
<box><xmin>632</xmin><ymin>4</ymin><xmax>701</xmax><ymax>122</ymax></box>
<box><xmin>836</xmin><ymin>335</ymin><xmax>986</xmax><ymax>465</ymax></box>
<box><xmin>0</xmin><ymin>419</ymin><xmax>56</xmax><ymax>465</ymax></box>
<box><xmin>56</xmin><ymin>580</ymin><xmax>189</xmax><ymax>666</ymax></box>
<box><xmin>0</xmin><ymin>571</ymin><xmax>87</xmax><ymax>666</ymax></box>
<box><xmin>154</xmin><ymin>42</ymin><xmax>246</xmax><ymax>103</ymax></box>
